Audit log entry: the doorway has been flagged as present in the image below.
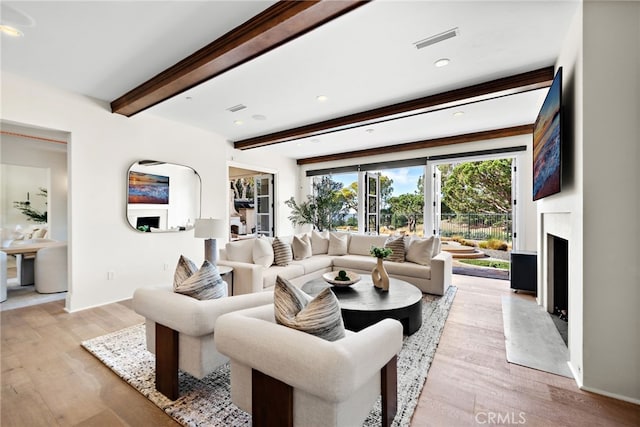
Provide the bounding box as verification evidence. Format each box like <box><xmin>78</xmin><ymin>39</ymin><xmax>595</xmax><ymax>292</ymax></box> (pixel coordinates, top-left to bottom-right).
<box><xmin>228</xmin><ymin>164</ymin><xmax>275</xmax><ymax>239</ymax></box>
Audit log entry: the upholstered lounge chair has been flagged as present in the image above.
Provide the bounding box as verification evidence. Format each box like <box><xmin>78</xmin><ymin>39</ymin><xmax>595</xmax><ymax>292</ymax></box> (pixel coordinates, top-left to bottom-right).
<box><xmin>215</xmin><ymin>304</ymin><xmax>403</xmax><ymax>427</ymax></box>
<box><xmin>132</xmin><ymin>287</ymin><xmax>273</xmax><ymax>399</ymax></box>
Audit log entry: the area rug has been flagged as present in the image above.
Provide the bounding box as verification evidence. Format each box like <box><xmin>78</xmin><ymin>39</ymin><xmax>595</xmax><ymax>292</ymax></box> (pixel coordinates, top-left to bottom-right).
<box><xmin>82</xmin><ymin>286</ymin><xmax>456</xmax><ymax>427</ymax></box>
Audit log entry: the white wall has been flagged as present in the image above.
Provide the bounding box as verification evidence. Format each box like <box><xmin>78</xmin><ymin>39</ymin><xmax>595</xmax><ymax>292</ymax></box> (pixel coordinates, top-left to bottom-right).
<box><xmin>581</xmin><ymin>0</ymin><xmax>639</xmax><ymax>402</ymax></box>
<box><xmin>1</xmin><ymin>72</ymin><xmax>298</xmax><ymax>312</ymax></box>
<box><xmin>1</xmin><ymin>135</ymin><xmax>68</xmax><ymax>241</ymax></box>
<box><xmin>298</xmin><ymin>133</ymin><xmax>538</xmax><ymax>250</ymax></box>
<box><xmin>539</xmin><ymin>1</ymin><xmax>640</xmax><ymax>402</ymax></box>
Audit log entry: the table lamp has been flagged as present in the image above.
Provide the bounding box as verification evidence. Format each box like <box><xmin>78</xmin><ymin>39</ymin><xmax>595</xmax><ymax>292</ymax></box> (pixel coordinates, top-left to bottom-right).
<box><xmin>194</xmin><ymin>218</ymin><xmax>226</xmax><ymax>264</ymax></box>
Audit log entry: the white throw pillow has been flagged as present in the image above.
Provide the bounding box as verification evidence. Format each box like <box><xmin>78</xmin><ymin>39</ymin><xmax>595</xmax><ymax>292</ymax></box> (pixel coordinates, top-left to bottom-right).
<box><xmin>405</xmin><ymin>236</ymin><xmax>435</xmax><ymax>266</ymax></box>
<box><xmin>253</xmin><ymin>237</ymin><xmax>275</xmax><ymax>267</ymax></box>
<box><xmin>328</xmin><ymin>232</ymin><xmax>348</xmax><ymax>256</ymax></box>
<box><xmin>225</xmin><ymin>239</ymin><xmax>255</xmax><ymax>264</ymax></box>
<box><xmin>311</xmin><ymin>230</ymin><xmax>330</xmax><ymax>255</ymax></box>
<box><xmin>431</xmin><ymin>236</ymin><xmax>442</xmax><ymax>257</ymax></box>
<box><xmin>292</xmin><ymin>234</ymin><xmax>312</xmax><ymax>260</ymax></box>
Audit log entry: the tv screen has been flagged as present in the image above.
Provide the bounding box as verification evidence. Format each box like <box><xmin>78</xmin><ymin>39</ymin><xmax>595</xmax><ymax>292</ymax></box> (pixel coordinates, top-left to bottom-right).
<box><xmin>128</xmin><ymin>171</ymin><xmax>170</xmax><ymax>204</ymax></box>
<box><xmin>533</xmin><ymin>67</ymin><xmax>562</xmax><ymax>201</ymax></box>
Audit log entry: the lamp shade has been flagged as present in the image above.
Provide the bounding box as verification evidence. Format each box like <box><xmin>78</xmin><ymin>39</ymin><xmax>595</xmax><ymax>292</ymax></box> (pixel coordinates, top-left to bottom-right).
<box><xmin>194</xmin><ymin>218</ymin><xmax>226</xmax><ymax>239</ymax></box>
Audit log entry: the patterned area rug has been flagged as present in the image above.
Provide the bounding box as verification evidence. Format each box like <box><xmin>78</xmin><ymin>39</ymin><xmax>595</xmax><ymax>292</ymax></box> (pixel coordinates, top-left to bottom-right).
<box><xmin>82</xmin><ymin>286</ymin><xmax>456</xmax><ymax>427</ymax></box>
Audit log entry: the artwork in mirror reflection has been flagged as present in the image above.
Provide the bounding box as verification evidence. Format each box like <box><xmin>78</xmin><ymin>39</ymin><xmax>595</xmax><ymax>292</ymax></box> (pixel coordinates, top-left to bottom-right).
<box><xmin>128</xmin><ymin>171</ymin><xmax>169</xmax><ymax>204</ymax></box>
<box><xmin>126</xmin><ymin>161</ymin><xmax>201</xmax><ymax>233</ymax></box>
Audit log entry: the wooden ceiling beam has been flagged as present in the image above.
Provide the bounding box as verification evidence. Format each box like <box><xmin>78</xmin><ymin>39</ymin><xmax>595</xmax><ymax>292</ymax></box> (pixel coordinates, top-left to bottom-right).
<box><xmin>235</xmin><ymin>67</ymin><xmax>553</xmax><ymax>150</ymax></box>
<box><xmin>296</xmin><ymin>124</ymin><xmax>533</xmax><ymax>165</ymax></box>
<box><xmin>111</xmin><ymin>0</ymin><xmax>368</xmax><ymax>117</ymax></box>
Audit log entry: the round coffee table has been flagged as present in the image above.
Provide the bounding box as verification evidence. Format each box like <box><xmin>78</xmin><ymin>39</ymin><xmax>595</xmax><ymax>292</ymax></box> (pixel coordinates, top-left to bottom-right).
<box><xmin>302</xmin><ymin>277</ymin><xmax>423</xmax><ymax>335</ymax></box>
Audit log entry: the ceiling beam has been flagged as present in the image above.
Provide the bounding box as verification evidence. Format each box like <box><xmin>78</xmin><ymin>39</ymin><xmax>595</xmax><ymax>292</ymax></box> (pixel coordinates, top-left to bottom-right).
<box><xmin>111</xmin><ymin>0</ymin><xmax>368</xmax><ymax>117</ymax></box>
<box><xmin>235</xmin><ymin>67</ymin><xmax>553</xmax><ymax>150</ymax></box>
<box><xmin>296</xmin><ymin>124</ymin><xmax>533</xmax><ymax>165</ymax></box>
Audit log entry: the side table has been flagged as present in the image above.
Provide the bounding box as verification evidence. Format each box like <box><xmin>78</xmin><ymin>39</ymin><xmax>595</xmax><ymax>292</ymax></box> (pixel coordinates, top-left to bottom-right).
<box><xmin>217</xmin><ymin>265</ymin><xmax>234</xmax><ymax>296</ymax></box>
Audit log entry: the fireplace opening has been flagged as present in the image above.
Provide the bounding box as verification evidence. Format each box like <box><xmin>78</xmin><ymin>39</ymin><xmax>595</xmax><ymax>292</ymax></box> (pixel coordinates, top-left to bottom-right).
<box><xmin>136</xmin><ymin>216</ymin><xmax>160</xmax><ymax>231</ymax></box>
<box><xmin>549</xmin><ymin>234</ymin><xmax>569</xmax><ymax>345</ymax></box>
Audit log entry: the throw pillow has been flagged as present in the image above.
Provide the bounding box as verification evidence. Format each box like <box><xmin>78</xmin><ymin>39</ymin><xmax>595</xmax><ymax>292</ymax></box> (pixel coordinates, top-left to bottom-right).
<box><xmin>385</xmin><ymin>235</ymin><xmax>406</xmax><ymax>263</ymax></box>
<box><xmin>292</xmin><ymin>234</ymin><xmax>312</xmax><ymax>260</ymax></box>
<box><xmin>311</xmin><ymin>230</ymin><xmax>330</xmax><ymax>255</ymax></box>
<box><xmin>274</xmin><ymin>276</ymin><xmax>345</xmax><ymax>342</ymax></box>
<box><xmin>174</xmin><ymin>260</ymin><xmax>227</xmax><ymax>300</ymax></box>
<box><xmin>431</xmin><ymin>236</ymin><xmax>442</xmax><ymax>258</ymax></box>
<box><xmin>225</xmin><ymin>239</ymin><xmax>255</xmax><ymax>264</ymax></box>
<box><xmin>174</xmin><ymin>255</ymin><xmax>198</xmax><ymax>289</ymax></box>
<box><xmin>273</xmin><ymin>237</ymin><xmax>293</xmax><ymax>266</ymax></box>
<box><xmin>405</xmin><ymin>236</ymin><xmax>434</xmax><ymax>266</ymax></box>
<box><xmin>253</xmin><ymin>237</ymin><xmax>275</xmax><ymax>267</ymax></box>
<box><xmin>327</xmin><ymin>232</ymin><xmax>348</xmax><ymax>256</ymax></box>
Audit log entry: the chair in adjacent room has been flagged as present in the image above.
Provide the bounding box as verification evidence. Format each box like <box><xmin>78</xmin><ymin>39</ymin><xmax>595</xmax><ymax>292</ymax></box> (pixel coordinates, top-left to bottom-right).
<box><xmin>34</xmin><ymin>244</ymin><xmax>68</xmax><ymax>293</ymax></box>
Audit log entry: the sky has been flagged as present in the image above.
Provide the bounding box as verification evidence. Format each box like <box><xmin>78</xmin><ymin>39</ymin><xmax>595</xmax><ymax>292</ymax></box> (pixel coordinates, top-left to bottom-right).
<box><xmin>332</xmin><ymin>165</ymin><xmax>424</xmax><ymax>196</ymax></box>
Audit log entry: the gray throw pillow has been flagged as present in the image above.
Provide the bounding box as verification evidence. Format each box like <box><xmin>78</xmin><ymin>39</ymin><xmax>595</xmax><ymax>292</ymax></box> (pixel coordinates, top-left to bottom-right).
<box><xmin>274</xmin><ymin>276</ymin><xmax>345</xmax><ymax>342</ymax></box>
<box><xmin>174</xmin><ymin>259</ymin><xmax>227</xmax><ymax>300</ymax></box>
<box><xmin>385</xmin><ymin>235</ymin><xmax>406</xmax><ymax>263</ymax></box>
<box><xmin>174</xmin><ymin>255</ymin><xmax>198</xmax><ymax>289</ymax></box>
<box><xmin>273</xmin><ymin>237</ymin><xmax>293</xmax><ymax>266</ymax></box>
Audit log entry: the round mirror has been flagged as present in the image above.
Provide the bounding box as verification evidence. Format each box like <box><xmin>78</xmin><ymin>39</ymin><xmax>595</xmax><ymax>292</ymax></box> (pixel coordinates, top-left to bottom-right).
<box><xmin>126</xmin><ymin>160</ymin><xmax>201</xmax><ymax>232</ymax></box>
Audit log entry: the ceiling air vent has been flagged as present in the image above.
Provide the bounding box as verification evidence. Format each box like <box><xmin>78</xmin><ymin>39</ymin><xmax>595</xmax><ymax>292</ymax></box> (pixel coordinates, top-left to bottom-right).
<box><xmin>414</xmin><ymin>27</ymin><xmax>459</xmax><ymax>50</ymax></box>
<box><xmin>227</xmin><ymin>104</ymin><xmax>247</xmax><ymax>113</ymax></box>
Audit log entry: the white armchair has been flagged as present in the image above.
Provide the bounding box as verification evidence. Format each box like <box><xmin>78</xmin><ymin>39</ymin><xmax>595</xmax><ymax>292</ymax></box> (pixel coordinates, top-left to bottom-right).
<box><xmin>132</xmin><ymin>287</ymin><xmax>273</xmax><ymax>399</ymax></box>
<box><xmin>215</xmin><ymin>304</ymin><xmax>403</xmax><ymax>427</ymax></box>
<box><xmin>34</xmin><ymin>244</ymin><xmax>68</xmax><ymax>294</ymax></box>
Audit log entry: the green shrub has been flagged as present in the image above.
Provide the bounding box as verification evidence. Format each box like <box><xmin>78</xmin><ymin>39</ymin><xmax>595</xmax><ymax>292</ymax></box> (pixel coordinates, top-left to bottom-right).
<box><xmin>459</xmin><ymin>259</ymin><xmax>510</xmax><ymax>270</ymax></box>
<box><xmin>483</xmin><ymin>238</ymin><xmax>508</xmax><ymax>251</ymax></box>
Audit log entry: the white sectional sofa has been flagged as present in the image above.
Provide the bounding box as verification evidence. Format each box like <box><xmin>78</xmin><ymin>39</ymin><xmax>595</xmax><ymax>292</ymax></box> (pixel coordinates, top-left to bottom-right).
<box><xmin>218</xmin><ymin>232</ymin><xmax>452</xmax><ymax>296</ymax></box>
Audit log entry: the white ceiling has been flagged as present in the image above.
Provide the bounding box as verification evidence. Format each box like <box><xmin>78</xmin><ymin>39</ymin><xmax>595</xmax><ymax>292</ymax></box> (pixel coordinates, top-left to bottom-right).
<box><xmin>1</xmin><ymin>1</ymin><xmax>579</xmax><ymax>160</ymax></box>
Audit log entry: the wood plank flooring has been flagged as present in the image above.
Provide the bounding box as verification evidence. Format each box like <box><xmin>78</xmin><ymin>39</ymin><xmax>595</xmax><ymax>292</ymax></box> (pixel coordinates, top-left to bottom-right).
<box><xmin>1</xmin><ymin>275</ymin><xmax>638</xmax><ymax>426</ymax></box>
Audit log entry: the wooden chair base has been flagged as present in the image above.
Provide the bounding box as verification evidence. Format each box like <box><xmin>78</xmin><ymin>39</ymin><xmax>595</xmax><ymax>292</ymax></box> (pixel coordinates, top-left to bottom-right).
<box><xmin>251</xmin><ymin>355</ymin><xmax>397</xmax><ymax>427</ymax></box>
<box><xmin>155</xmin><ymin>323</ymin><xmax>179</xmax><ymax>400</ymax></box>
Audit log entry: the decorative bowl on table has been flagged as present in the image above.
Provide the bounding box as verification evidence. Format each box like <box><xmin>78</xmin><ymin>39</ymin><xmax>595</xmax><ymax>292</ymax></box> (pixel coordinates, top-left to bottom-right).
<box><xmin>323</xmin><ymin>270</ymin><xmax>361</xmax><ymax>286</ymax></box>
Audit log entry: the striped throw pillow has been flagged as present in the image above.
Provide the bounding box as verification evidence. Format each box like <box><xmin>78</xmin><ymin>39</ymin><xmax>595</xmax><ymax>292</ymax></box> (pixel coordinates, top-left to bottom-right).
<box><xmin>174</xmin><ymin>255</ymin><xmax>198</xmax><ymax>289</ymax></box>
<box><xmin>385</xmin><ymin>235</ymin><xmax>406</xmax><ymax>263</ymax></box>
<box><xmin>273</xmin><ymin>237</ymin><xmax>293</xmax><ymax>266</ymax></box>
<box><xmin>174</xmin><ymin>260</ymin><xmax>227</xmax><ymax>300</ymax></box>
<box><xmin>274</xmin><ymin>276</ymin><xmax>345</xmax><ymax>342</ymax></box>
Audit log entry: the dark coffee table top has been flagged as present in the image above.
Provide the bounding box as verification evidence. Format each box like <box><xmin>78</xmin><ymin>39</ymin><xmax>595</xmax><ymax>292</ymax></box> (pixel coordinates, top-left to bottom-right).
<box><xmin>302</xmin><ymin>277</ymin><xmax>422</xmax><ymax>312</ymax></box>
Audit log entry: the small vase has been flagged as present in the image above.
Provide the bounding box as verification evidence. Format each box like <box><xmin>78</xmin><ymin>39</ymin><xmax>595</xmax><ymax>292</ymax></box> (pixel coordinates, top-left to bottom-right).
<box><xmin>371</xmin><ymin>257</ymin><xmax>390</xmax><ymax>291</ymax></box>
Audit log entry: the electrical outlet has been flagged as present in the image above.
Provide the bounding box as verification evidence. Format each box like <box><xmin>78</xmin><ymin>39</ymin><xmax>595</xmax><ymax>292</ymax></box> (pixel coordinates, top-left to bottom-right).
<box><xmin>163</xmin><ymin>263</ymin><xmax>169</xmax><ymax>271</ymax></box>
<box><xmin>107</xmin><ymin>271</ymin><xmax>114</xmax><ymax>280</ymax></box>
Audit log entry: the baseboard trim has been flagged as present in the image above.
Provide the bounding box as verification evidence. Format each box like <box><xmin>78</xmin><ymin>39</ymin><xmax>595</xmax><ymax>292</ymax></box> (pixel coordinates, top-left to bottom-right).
<box><xmin>578</xmin><ymin>384</ymin><xmax>640</xmax><ymax>406</ymax></box>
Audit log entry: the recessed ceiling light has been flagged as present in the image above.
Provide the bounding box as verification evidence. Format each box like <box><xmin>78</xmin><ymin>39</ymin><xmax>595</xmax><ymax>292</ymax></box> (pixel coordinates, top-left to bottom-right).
<box><xmin>316</xmin><ymin>95</ymin><xmax>328</xmax><ymax>102</ymax></box>
<box><xmin>310</xmin><ymin>138</ymin><xmax>320</xmax><ymax>143</ymax></box>
<box><xmin>252</xmin><ymin>114</ymin><xmax>267</xmax><ymax>121</ymax></box>
<box><xmin>233</xmin><ymin>120</ymin><xmax>243</xmax><ymax>126</ymax></box>
<box><xmin>366</xmin><ymin>128</ymin><xmax>375</xmax><ymax>133</ymax></box>
<box><xmin>453</xmin><ymin>111</ymin><xmax>465</xmax><ymax>117</ymax></box>
<box><xmin>434</xmin><ymin>58</ymin><xmax>450</xmax><ymax>68</ymax></box>
<box><xmin>296</xmin><ymin>142</ymin><xmax>302</xmax><ymax>147</ymax></box>
<box><xmin>185</xmin><ymin>96</ymin><xmax>192</xmax><ymax>100</ymax></box>
<box><xmin>227</xmin><ymin>104</ymin><xmax>246</xmax><ymax>112</ymax></box>
<box><xmin>0</xmin><ymin>25</ymin><xmax>23</xmax><ymax>37</ymax></box>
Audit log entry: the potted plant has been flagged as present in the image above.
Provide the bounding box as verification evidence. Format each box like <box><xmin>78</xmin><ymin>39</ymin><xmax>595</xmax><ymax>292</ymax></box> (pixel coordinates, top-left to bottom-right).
<box><xmin>370</xmin><ymin>246</ymin><xmax>392</xmax><ymax>291</ymax></box>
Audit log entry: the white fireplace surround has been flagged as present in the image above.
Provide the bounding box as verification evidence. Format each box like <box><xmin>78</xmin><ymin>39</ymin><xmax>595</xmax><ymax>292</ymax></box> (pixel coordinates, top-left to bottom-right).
<box><xmin>127</xmin><ymin>209</ymin><xmax>168</xmax><ymax>230</ymax></box>
<box><xmin>539</xmin><ymin>212</ymin><xmax>572</xmax><ymax>313</ymax></box>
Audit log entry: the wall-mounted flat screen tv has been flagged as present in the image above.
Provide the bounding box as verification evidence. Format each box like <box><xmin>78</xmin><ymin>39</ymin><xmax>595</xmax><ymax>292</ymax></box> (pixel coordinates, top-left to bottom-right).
<box><xmin>533</xmin><ymin>67</ymin><xmax>562</xmax><ymax>201</ymax></box>
<box><xmin>128</xmin><ymin>171</ymin><xmax>170</xmax><ymax>204</ymax></box>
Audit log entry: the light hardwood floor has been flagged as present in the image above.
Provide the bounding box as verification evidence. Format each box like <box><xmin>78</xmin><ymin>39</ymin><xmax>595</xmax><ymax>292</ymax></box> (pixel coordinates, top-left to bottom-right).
<box><xmin>1</xmin><ymin>275</ymin><xmax>638</xmax><ymax>426</ymax></box>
